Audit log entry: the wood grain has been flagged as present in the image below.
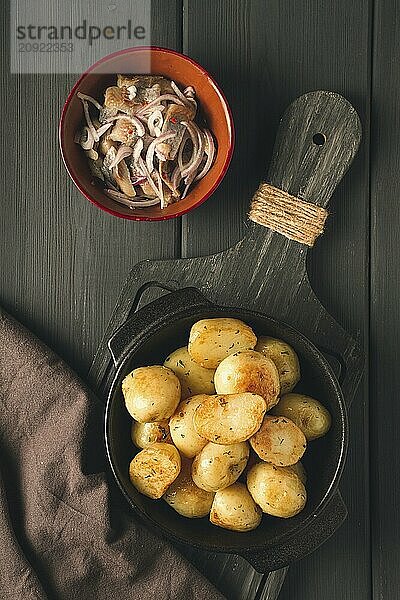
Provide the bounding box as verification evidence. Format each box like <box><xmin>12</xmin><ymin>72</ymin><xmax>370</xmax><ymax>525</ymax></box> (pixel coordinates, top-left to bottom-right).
<box><xmin>0</xmin><ymin>1</ymin><xmax>181</xmax><ymax>378</ymax></box>
<box><xmin>182</xmin><ymin>1</ymin><xmax>371</xmax><ymax>598</ymax></box>
<box><xmin>370</xmin><ymin>1</ymin><xmax>400</xmax><ymax>599</ymax></box>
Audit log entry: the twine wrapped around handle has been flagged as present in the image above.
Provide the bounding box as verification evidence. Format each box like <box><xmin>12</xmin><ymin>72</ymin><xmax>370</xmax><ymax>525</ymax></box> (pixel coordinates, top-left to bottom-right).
<box><xmin>249</xmin><ymin>183</ymin><xmax>328</xmax><ymax>247</ymax></box>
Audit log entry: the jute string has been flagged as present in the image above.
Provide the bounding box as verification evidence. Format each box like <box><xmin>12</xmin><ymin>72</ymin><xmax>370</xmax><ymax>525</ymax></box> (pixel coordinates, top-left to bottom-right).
<box><xmin>249</xmin><ymin>183</ymin><xmax>328</xmax><ymax>247</ymax></box>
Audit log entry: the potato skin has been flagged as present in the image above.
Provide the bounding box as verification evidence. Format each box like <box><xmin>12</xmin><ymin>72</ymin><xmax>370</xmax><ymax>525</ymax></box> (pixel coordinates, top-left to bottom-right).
<box><xmin>255</xmin><ymin>336</ymin><xmax>300</xmax><ymax>394</ymax></box>
<box><xmin>192</xmin><ymin>441</ymin><xmax>249</xmax><ymax>492</ymax></box>
<box><xmin>188</xmin><ymin>318</ymin><xmax>257</xmax><ymax>369</ymax></box>
<box><xmin>169</xmin><ymin>395</ymin><xmax>208</xmax><ymax>458</ymax></box>
<box><xmin>193</xmin><ymin>393</ymin><xmax>266</xmax><ymax>444</ymax></box>
<box><xmin>249</xmin><ymin>415</ymin><xmax>307</xmax><ymax>466</ymax></box>
<box><xmin>122</xmin><ymin>365</ymin><xmax>181</xmax><ymax>423</ymax></box>
<box><xmin>163</xmin><ymin>460</ymin><xmax>214</xmax><ymax>518</ymax></box>
<box><xmin>247</xmin><ymin>462</ymin><xmax>306</xmax><ymax>518</ymax></box>
<box><xmin>129</xmin><ymin>443</ymin><xmax>181</xmax><ymax>499</ymax></box>
<box><xmin>214</xmin><ymin>350</ymin><xmax>280</xmax><ymax>410</ymax></box>
<box><xmin>285</xmin><ymin>461</ymin><xmax>307</xmax><ymax>484</ymax></box>
<box><xmin>271</xmin><ymin>393</ymin><xmax>332</xmax><ymax>441</ymax></box>
<box><xmin>243</xmin><ymin>449</ymin><xmax>260</xmax><ymax>476</ymax></box>
<box><xmin>163</xmin><ymin>346</ymin><xmax>216</xmax><ymax>399</ymax></box>
<box><xmin>131</xmin><ymin>420</ymin><xmax>171</xmax><ymax>449</ymax></box>
<box><xmin>210</xmin><ymin>483</ymin><xmax>262</xmax><ymax>531</ymax></box>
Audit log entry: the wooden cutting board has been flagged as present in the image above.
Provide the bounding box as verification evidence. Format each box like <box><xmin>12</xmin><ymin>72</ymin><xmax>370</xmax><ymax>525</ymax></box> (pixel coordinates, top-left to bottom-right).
<box><xmin>89</xmin><ymin>90</ymin><xmax>364</xmax><ymax>600</ymax></box>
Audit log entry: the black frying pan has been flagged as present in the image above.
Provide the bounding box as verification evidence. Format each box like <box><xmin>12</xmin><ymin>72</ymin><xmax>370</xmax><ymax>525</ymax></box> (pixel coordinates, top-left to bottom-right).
<box><xmin>105</xmin><ymin>289</ymin><xmax>347</xmax><ymax>572</ymax></box>
<box><xmin>91</xmin><ymin>91</ymin><xmax>364</xmax><ymax>573</ymax></box>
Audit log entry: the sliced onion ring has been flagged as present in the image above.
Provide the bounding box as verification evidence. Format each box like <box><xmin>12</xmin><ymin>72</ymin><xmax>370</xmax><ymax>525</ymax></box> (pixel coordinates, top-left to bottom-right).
<box><xmin>137</xmin><ymin>156</ymin><xmax>161</xmax><ymax>198</ymax></box>
<box><xmin>139</xmin><ymin>104</ymin><xmax>166</xmax><ymax>116</ymax></box>
<box><xmin>171</xmin><ymin>165</ymin><xmax>182</xmax><ymax>190</ymax></box>
<box><xmin>136</xmin><ymin>94</ymin><xmax>184</xmax><ymax>115</ymax></box>
<box><xmin>182</xmin><ymin>167</ymin><xmax>198</xmax><ymax>199</ymax></box>
<box><xmin>132</xmin><ymin>137</ymin><xmax>144</xmax><ymax>163</ymax></box>
<box><xmin>170</xmin><ymin>81</ymin><xmax>193</xmax><ymax>107</ymax></box>
<box><xmin>148</xmin><ymin>109</ymin><xmax>164</xmax><ymax>137</ymax></box>
<box><xmin>109</xmin><ymin>145</ymin><xmax>134</xmax><ymax>169</ymax></box>
<box><xmin>77</xmin><ymin>92</ymin><xmax>102</xmax><ymax>110</ymax></box>
<box><xmin>195</xmin><ymin>129</ymin><xmax>215</xmax><ymax>181</ymax></box>
<box><xmin>181</xmin><ymin>121</ymin><xmax>204</xmax><ymax>178</ymax></box>
<box><xmin>105</xmin><ymin>188</ymin><xmax>159</xmax><ymax>208</ymax></box>
<box><xmin>177</xmin><ymin>132</ymin><xmax>191</xmax><ymax>173</ymax></box>
<box><xmin>145</xmin><ymin>132</ymin><xmax>175</xmax><ymax>174</ymax></box>
<box><xmin>81</xmin><ymin>98</ymin><xmax>99</xmax><ymax>142</ymax></box>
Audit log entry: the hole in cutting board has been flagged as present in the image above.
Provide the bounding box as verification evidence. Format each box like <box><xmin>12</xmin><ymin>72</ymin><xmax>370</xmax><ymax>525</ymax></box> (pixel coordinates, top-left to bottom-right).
<box><xmin>313</xmin><ymin>132</ymin><xmax>326</xmax><ymax>146</ymax></box>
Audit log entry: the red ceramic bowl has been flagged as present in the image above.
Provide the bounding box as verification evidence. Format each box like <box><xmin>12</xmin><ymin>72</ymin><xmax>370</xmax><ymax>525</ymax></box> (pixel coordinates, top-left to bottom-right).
<box><xmin>59</xmin><ymin>46</ymin><xmax>234</xmax><ymax>221</ymax></box>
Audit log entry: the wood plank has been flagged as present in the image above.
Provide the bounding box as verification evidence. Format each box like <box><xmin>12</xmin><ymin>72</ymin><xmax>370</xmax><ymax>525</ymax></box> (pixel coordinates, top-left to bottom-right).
<box><xmin>0</xmin><ymin>2</ymin><xmax>181</xmax><ymax>377</ymax></box>
<box><xmin>182</xmin><ymin>1</ymin><xmax>371</xmax><ymax>598</ymax></box>
<box><xmin>370</xmin><ymin>2</ymin><xmax>400</xmax><ymax>599</ymax></box>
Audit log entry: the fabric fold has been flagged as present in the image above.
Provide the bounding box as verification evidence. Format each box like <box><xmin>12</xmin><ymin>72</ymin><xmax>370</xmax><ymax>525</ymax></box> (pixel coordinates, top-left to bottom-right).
<box><xmin>0</xmin><ymin>308</ymin><xmax>224</xmax><ymax>600</ymax></box>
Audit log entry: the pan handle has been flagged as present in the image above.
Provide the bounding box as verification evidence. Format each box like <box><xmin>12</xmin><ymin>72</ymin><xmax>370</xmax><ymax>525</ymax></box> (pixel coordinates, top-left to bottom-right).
<box><xmin>249</xmin><ymin>91</ymin><xmax>361</xmax><ymax>239</ymax></box>
<box><xmin>107</xmin><ymin>286</ymin><xmax>212</xmax><ymax>368</ymax></box>
<box><xmin>238</xmin><ymin>490</ymin><xmax>347</xmax><ymax>573</ymax></box>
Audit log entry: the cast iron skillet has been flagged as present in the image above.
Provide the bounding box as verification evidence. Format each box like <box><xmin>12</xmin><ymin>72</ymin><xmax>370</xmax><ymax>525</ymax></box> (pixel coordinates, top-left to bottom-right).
<box><xmin>105</xmin><ymin>287</ymin><xmax>347</xmax><ymax>573</ymax></box>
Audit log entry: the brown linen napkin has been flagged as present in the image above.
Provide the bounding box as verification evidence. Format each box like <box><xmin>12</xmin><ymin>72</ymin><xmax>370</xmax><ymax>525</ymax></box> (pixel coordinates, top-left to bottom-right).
<box><xmin>0</xmin><ymin>308</ymin><xmax>225</xmax><ymax>600</ymax></box>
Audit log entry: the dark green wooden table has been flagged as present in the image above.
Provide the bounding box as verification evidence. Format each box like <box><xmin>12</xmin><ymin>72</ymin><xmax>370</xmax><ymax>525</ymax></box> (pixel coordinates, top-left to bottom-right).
<box><xmin>1</xmin><ymin>1</ymin><xmax>398</xmax><ymax>598</ymax></box>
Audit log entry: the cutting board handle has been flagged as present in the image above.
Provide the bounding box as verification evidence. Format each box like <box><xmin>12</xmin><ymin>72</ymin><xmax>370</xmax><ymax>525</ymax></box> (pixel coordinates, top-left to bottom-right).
<box><xmin>251</xmin><ymin>91</ymin><xmax>361</xmax><ymax>230</ymax></box>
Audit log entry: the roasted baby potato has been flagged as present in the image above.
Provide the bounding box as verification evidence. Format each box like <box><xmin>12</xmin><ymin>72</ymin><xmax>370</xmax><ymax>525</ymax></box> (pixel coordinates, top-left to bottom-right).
<box><xmin>255</xmin><ymin>336</ymin><xmax>300</xmax><ymax>394</ymax></box>
<box><xmin>188</xmin><ymin>318</ymin><xmax>257</xmax><ymax>369</ymax></box>
<box><xmin>131</xmin><ymin>420</ymin><xmax>171</xmax><ymax>449</ymax></box>
<box><xmin>286</xmin><ymin>461</ymin><xmax>307</xmax><ymax>484</ymax></box>
<box><xmin>214</xmin><ymin>350</ymin><xmax>280</xmax><ymax>410</ymax></box>
<box><xmin>192</xmin><ymin>441</ymin><xmax>249</xmax><ymax>492</ymax></box>
<box><xmin>163</xmin><ymin>460</ymin><xmax>214</xmax><ymax>518</ymax></box>
<box><xmin>271</xmin><ymin>393</ymin><xmax>331</xmax><ymax>441</ymax></box>
<box><xmin>122</xmin><ymin>365</ymin><xmax>181</xmax><ymax>423</ymax></box>
<box><xmin>163</xmin><ymin>346</ymin><xmax>216</xmax><ymax>399</ymax></box>
<box><xmin>249</xmin><ymin>415</ymin><xmax>307</xmax><ymax>466</ymax></box>
<box><xmin>247</xmin><ymin>462</ymin><xmax>306</xmax><ymax>518</ymax></box>
<box><xmin>193</xmin><ymin>393</ymin><xmax>266</xmax><ymax>444</ymax></box>
<box><xmin>129</xmin><ymin>443</ymin><xmax>181</xmax><ymax>499</ymax></box>
<box><xmin>210</xmin><ymin>483</ymin><xmax>262</xmax><ymax>531</ymax></box>
<box><xmin>169</xmin><ymin>395</ymin><xmax>208</xmax><ymax>458</ymax></box>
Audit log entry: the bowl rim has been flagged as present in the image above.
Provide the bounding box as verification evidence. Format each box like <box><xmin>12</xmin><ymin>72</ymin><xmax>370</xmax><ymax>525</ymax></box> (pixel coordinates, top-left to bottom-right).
<box><xmin>59</xmin><ymin>45</ymin><xmax>235</xmax><ymax>221</ymax></box>
<box><xmin>105</xmin><ymin>301</ymin><xmax>349</xmax><ymax>555</ymax></box>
